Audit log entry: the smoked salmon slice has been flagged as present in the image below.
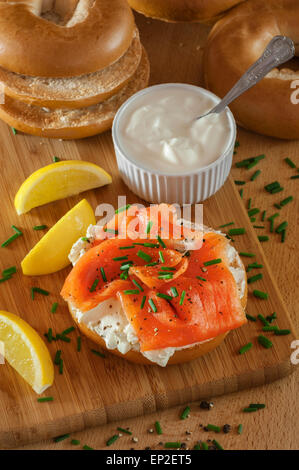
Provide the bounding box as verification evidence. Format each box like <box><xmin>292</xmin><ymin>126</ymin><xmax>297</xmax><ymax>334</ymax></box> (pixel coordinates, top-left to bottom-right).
<box><xmin>61</xmin><ymin>205</ymin><xmax>246</xmax><ymax>351</ymax></box>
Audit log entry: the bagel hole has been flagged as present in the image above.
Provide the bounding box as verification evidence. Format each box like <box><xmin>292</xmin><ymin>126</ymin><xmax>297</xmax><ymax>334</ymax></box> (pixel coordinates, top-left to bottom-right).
<box><xmin>40</xmin><ymin>0</ymin><xmax>94</xmax><ymax>26</ymax></box>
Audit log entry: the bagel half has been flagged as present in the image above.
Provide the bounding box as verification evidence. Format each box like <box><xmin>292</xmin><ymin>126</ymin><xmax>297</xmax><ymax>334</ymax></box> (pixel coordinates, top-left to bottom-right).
<box><xmin>65</xmin><ymin>225</ymin><xmax>247</xmax><ymax>367</ymax></box>
<box><xmin>204</xmin><ymin>0</ymin><xmax>299</xmax><ymax>139</ymax></box>
<box><xmin>0</xmin><ymin>0</ymin><xmax>135</xmax><ymax>77</ymax></box>
<box><xmin>127</xmin><ymin>0</ymin><xmax>245</xmax><ymax>23</ymax></box>
<box><xmin>0</xmin><ymin>48</ymin><xmax>150</xmax><ymax>139</ymax></box>
<box><xmin>0</xmin><ymin>28</ymin><xmax>142</xmax><ymax>109</ymax></box>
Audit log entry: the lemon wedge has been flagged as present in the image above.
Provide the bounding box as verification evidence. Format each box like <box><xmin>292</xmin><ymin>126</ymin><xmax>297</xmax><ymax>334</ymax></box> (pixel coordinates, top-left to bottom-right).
<box><xmin>14</xmin><ymin>160</ymin><xmax>112</xmax><ymax>215</ymax></box>
<box><xmin>0</xmin><ymin>310</ymin><xmax>54</xmax><ymax>394</ymax></box>
<box><xmin>21</xmin><ymin>199</ymin><xmax>96</xmax><ymax>275</ymax></box>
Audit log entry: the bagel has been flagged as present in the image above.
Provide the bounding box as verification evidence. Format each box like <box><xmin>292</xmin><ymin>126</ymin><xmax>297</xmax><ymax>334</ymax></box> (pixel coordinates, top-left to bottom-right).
<box><xmin>0</xmin><ymin>0</ymin><xmax>135</xmax><ymax>77</ymax></box>
<box><xmin>0</xmin><ymin>28</ymin><xmax>142</xmax><ymax>109</ymax></box>
<box><xmin>0</xmin><ymin>48</ymin><xmax>150</xmax><ymax>139</ymax></box>
<box><xmin>204</xmin><ymin>0</ymin><xmax>299</xmax><ymax>140</ymax></box>
<box><xmin>127</xmin><ymin>0</ymin><xmax>245</xmax><ymax>23</ymax></box>
<box><xmin>63</xmin><ymin>219</ymin><xmax>247</xmax><ymax>367</ymax></box>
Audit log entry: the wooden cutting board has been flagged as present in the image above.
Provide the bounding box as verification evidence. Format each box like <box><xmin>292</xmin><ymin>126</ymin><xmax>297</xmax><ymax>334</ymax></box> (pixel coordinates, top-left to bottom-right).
<box><xmin>0</xmin><ymin>15</ymin><xmax>297</xmax><ymax>449</ymax></box>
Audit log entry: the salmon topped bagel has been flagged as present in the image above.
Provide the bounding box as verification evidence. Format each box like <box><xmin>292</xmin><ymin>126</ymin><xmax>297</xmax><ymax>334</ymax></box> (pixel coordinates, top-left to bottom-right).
<box><xmin>61</xmin><ymin>204</ymin><xmax>247</xmax><ymax>366</ymax></box>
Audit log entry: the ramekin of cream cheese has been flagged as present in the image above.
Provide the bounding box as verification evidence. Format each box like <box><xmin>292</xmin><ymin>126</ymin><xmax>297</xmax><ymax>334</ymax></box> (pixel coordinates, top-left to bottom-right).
<box><xmin>112</xmin><ymin>83</ymin><xmax>236</xmax><ymax>204</ymax></box>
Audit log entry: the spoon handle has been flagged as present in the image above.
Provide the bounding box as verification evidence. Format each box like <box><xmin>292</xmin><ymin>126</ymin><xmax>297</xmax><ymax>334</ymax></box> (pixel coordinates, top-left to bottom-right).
<box><xmin>206</xmin><ymin>35</ymin><xmax>295</xmax><ymax>116</ymax></box>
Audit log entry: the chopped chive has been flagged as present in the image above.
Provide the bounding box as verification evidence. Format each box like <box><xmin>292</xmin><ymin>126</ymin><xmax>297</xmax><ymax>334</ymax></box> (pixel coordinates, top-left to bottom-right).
<box><xmin>61</xmin><ymin>326</ymin><xmax>75</xmax><ymax>336</ymax></box>
<box><xmin>120</xmin><ymin>263</ymin><xmax>133</xmax><ymax>271</ymax></box>
<box><xmin>145</xmin><ymin>261</ymin><xmax>159</xmax><ymax>267</ymax></box>
<box><xmin>258</xmin><ymin>236</ymin><xmax>269</xmax><ymax>242</ymax></box>
<box><xmin>146</xmin><ymin>221</ymin><xmax>153</xmax><ymax>234</ymax></box>
<box><xmin>235</xmin><ymin>154</ymin><xmax>265</xmax><ymax>168</ymax></box>
<box><xmin>179</xmin><ymin>290</ymin><xmax>186</xmax><ymax>306</ymax></box>
<box><xmin>180</xmin><ymin>406</ymin><xmax>190</xmax><ymax>420</ymax></box>
<box><xmin>280</xmin><ymin>196</ymin><xmax>293</xmax><ymax>207</ymax></box>
<box><xmin>159</xmin><ymin>266</ymin><xmax>176</xmax><ymax>271</ymax></box>
<box><xmin>281</xmin><ymin>230</ymin><xmax>286</xmax><ymax>243</ymax></box>
<box><xmin>204</xmin><ymin>258</ymin><xmax>222</xmax><ymax>267</ymax></box>
<box><xmin>117</xmin><ymin>427</ymin><xmax>132</xmax><ymax>435</ymax></box>
<box><xmin>219</xmin><ymin>222</ymin><xmax>234</xmax><ymax>228</ymax></box>
<box><xmin>265</xmin><ymin>181</ymin><xmax>280</xmax><ymax>192</ymax></box>
<box><xmin>253</xmin><ymin>225</ymin><xmax>265</xmax><ymax>229</ymax></box>
<box><xmin>251</xmin><ymin>169</ymin><xmax>261</xmax><ymax>181</ymax></box>
<box><xmin>262</xmin><ymin>326</ymin><xmax>279</xmax><ymax>332</ymax></box>
<box><xmin>31</xmin><ymin>287</ymin><xmax>50</xmax><ymax>299</ymax></box>
<box><xmin>212</xmin><ymin>439</ymin><xmax>224</xmax><ymax>450</ymax></box>
<box><xmin>285</xmin><ymin>157</ymin><xmax>296</xmax><ymax>168</ymax></box>
<box><xmin>234</xmin><ymin>180</ymin><xmax>246</xmax><ymax>185</ymax></box>
<box><xmin>266</xmin><ymin>312</ymin><xmax>277</xmax><ymax>323</ymax></box>
<box><xmin>253</xmin><ymin>290</ymin><xmax>268</xmax><ymax>300</ymax></box>
<box><xmin>53</xmin><ymin>433</ymin><xmax>70</xmax><ymax>443</ymax></box>
<box><xmin>193</xmin><ymin>445</ymin><xmax>201</xmax><ymax>450</ymax></box>
<box><xmin>12</xmin><ymin>127</ymin><xmax>17</xmax><ymax>135</ymax></box>
<box><xmin>119</xmin><ymin>245</ymin><xmax>135</xmax><ymax>250</ymax></box>
<box><xmin>33</xmin><ymin>225</ymin><xmax>47</xmax><ymax>231</ymax></box>
<box><xmin>106</xmin><ymin>435</ymin><xmax>119</xmax><ymax>446</ymax></box>
<box><xmin>115</xmin><ymin>204</ymin><xmax>131</xmax><ymax>214</ymax></box>
<box><xmin>248</xmin><ymin>198</ymin><xmax>252</xmax><ymax>209</ymax></box>
<box><xmin>271</xmin><ymin>186</ymin><xmax>284</xmax><ymax>194</ymax></box>
<box><xmin>59</xmin><ymin>358</ymin><xmax>63</xmax><ymax>374</ymax></box>
<box><xmin>269</xmin><ymin>219</ymin><xmax>274</xmax><ymax>233</ymax></box>
<box><xmin>274</xmin><ymin>203</ymin><xmax>281</xmax><ymax>210</ymax></box>
<box><xmin>235</xmin><ymin>141</ymin><xmax>240</xmax><ymax>148</ymax></box>
<box><xmin>196</xmin><ymin>276</ymin><xmax>207</xmax><ymax>282</ymax></box>
<box><xmin>246</xmin><ymin>314</ymin><xmax>257</xmax><ymax>322</ymax></box>
<box><xmin>77</xmin><ymin>336</ymin><xmax>81</xmax><ymax>352</ymax></box>
<box><xmin>228</xmin><ymin>228</ymin><xmax>246</xmax><ymax>236</ymax></box>
<box><xmin>250</xmin><ymin>217</ymin><xmax>256</xmax><ymax>223</ymax></box>
<box><xmin>290</xmin><ymin>175</ymin><xmax>299</xmax><ymax>179</ymax></box>
<box><xmin>51</xmin><ymin>302</ymin><xmax>58</xmax><ymax>313</ymax></box>
<box><xmin>1</xmin><ymin>233</ymin><xmax>20</xmax><ymax>247</ymax></box>
<box><xmin>201</xmin><ymin>442</ymin><xmax>209</xmax><ymax>450</ymax></box>
<box><xmin>206</xmin><ymin>424</ymin><xmax>221</xmax><ymax>433</ymax></box>
<box><xmin>90</xmin><ymin>278</ymin><xmax>99</xmax><ymax>292</ymax></box>
<box><xmin>155</xmin><ymin>421</ymin><xmax>163</xmax><ymax>435</ymax></box>
<box><xmin>239</xmin><ymin>342</ymin><xmax>253</xmax><ymax>354</ymax></box>
<box><xmin>157</xmin><ymin>293</ymin><xmax>172</xmax><ymax>301</ymax></box>
<box><xmin>158</xmin><ymin>274</ymin><xmax>173</xmax><ymax>280</ymax></box>
<box><xmin>159</xmin><ymin>250</ymin><xmax>165</xmax><ymax>263</ymax></box>
<box><xmin>276</xmin><ymin>221</ymin><xmax>288</xmax><ymax>233</ymax></box>
<box><xmin>149</xmin><ymin>298</ymin><xmax>157</xmax><ymax>313</ymax></box>
<box><xmin>81</xmin><ymin>237</ymin><xmax>90</xmax><ymax>242</ymax></box>
<box><xmin>53</xmin><ymin>156</ymin><xmax>60</xmax><ymax>162</ymax></box>
<box><xmin>113</xmin><ymin>256</ymin><xmax>128</xmax><ymax>261</ymax></box>
<box><xmin>249</xmin><ymin>403</ymin><xmax>266</xmax><ymax>409</ymax></box>
<box><xmin>83</xmin><ymin>445</ymin><xmax>94</xmax><ymax>450</ymax></box>
<box><xmin>54</xmin><ymin>350</ymin><xmax>62</xmax><ymax>365</ymax></box>
<box><xmin>274</xmin><ymin>329</ymin><xmax>291</xmax><ymax>336</ymax></box>
<box><xmin>104</xmin><ymin>228</ymin><xmax>118</xmax><ymax>235</ymax></box>
<box><xmin>165</xmin><ymin>442</ymin><xmax>181</xmax><ymax>449</ymax></box>
<box><xmin>239</xmin><ymin>189</ymin><xmax>244</xmax><ymax>199</ymax></box>
<box><xmin>37</xmin><ymin>397</ymin><xmax>53</xmax><ymax>403</ymax></box>
<box><xmin>132</xmin><ymin>279</ymin><xmax>144</xmax><ymax>292</ymax></box>
<box><xmin>71</xmin><ymin>439</ymin><xmax>80</xmax><ymax>445</ymax></box>
<box><xmin>2</xmin><ymin>266</ymin><xmax>17</xmax><ymax>276</ymax></box>
<box><xmin>258</xmin><ymin>335</ymin><xmax>273</xmax><ymax>349</ymax></box>
<box><xmin>268</xmin><ymin>213</ymin><xmax>279</xmax><ymax>221</ymax></box>
<box><xmin>171</xmin><ymin>287</ymin><xmax>178</xmax><ymax>297</ymax></box>
<box><xmin>261</xmin><ymin>210</ymin><xmax>266</xmax><ymax>221</ymax></box>
<box><xmin>243</xmin><ymin>407</ymin><xmax>258</xmax><ymax>413</ymax></box>
<box><xmin>100</xmin><ymin>267</ymin><xmax>107</xmax><ymax>282</ymax></box>
<box><xmin>56</xmin><ymin>334</ymin><xmax>70</xmax><ymax>343</ymax></box>
<box><xmin>257</xmin><ymin>314</ymin><xmax>270</xmax><ymax>326</ymax></box>
<box><xmin>0</xmin><ymin>275</ymin><xmax>12</xmax><ymax>283</ymax></box>
<box><xmin>248</xmin><ymin>208</ymin><xmax>260</xmax><ymax>217</ymax></box>
<box><xmin>157</xmin><ymin>235</ymin><xmax>166</xmax><ymax>248</ymax></box>
<box><xmin>140</xmin><ymin>295</ymin><xmax>146</xmax><ymax>309</ymax></box>
<box><xmin>137</xmin><ymin>250</ymin><xmax>152</xmax><ymax>263</ymax></box>
<box><xmin>91</xmin><ymin>349</ymin><xmax>105</xmax><ymax>358</ymax></box>
<box><xmin>239</xmin><ymin>252</ymin><xmax>255</xmax><ymax>258</ymax></box>
<box><xmin>120</xmin><ymin>271</ymin><xmax>129</xmax><ymax>280</ymax></box>
<box><xmin>238</xmin><ymin>424</ymin><xmax>243</xmax><ymax>435</ymax></box>
<box><xmin>124</xmin><ymin>289</ymin><xmax>140</xmax><ymax>295</ymax></box>
<box><xmin>45</xmin><ymin>328</ymin><xmax>53</xmax><ymax>343</ymax></box>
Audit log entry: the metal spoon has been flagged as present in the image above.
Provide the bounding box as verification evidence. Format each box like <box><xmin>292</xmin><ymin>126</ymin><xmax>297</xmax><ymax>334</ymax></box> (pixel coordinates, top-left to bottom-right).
<box><xmin>196</xmin><ymin>35</ymin><xmax>295</xmax><ymax>120</ymax></box>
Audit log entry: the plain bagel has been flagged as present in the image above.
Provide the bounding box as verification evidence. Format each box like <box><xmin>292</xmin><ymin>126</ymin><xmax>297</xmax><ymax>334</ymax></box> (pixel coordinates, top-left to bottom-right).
<box><xmin>204</xmin><ymin>0</ymin><xmax>299</xmax><ymax>139</ymax></box>
<box><xmin>0</xmin><ymin>0</ymin><xmax>135</xmax><ymax>77</ymax></box>
<box><xmin>127</xmin><ymin>0</ymin><xmax>245</xmax><ymax>23</ymax></box>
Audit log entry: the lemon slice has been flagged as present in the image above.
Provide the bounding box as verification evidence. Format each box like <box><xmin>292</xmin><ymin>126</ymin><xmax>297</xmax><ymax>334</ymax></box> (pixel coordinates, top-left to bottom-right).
<box><xmin>0</xmin><ymin>310</ymin><xmax>54</xmax><ymax>394</ymax></box>
<box><xmin>22</xmin><ymin>199</ymin><xmax>96</xmax><ymax>275</ymax></box>
<box><xmin>14</xmin><ymin>160</ymin><xmax>112</xmax><ymax>215</ymax></box>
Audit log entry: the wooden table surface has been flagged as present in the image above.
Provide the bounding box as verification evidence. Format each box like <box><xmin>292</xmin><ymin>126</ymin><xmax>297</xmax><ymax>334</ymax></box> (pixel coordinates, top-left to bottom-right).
<box><xmin>14</xmin><ymin>14</ymin><xmax>299</xmax><ymax>450</ymax></box>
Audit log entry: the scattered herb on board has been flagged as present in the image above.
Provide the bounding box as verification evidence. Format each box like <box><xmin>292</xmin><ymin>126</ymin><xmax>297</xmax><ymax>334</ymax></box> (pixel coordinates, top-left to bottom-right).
<box><xmin>117</xmin><ymin>427</ymin><xmax>132</xmax><ymax>435</ymax></box>
<box><xmin>91</xmin><ymin>349</ymin><xmax>105</xmax><ymax>358</ymax></box>
<box><xmin>155</xmin><ymin>421</ymin><xmax>163</xmax><ymax>435</ymax></box>
<box><xmin>219</xmin><ymin>222</ymin><xmax>234</xmax><ymax>228</ymax></box>
<box><xmin>83</xmin><ymin>445</ymin><xmax>94</xmax><ymax>450</ymax></box>
<box><xmin>228</xmin><ymin>228</ymin><xmax>246</xmax><ymax>236</ymax></box>
<box><xmin>258</xmin><ymin>335</ymin><xmax>273</xmax><ymax>349</ymax></box>
<box><xmin>37</xmin><ymin>397</ymin><xmax>53</xmax><ymax>403</ymax></box>
<box><xmin>106</xmin><ymin>435</ymin><xmax>119</xmax><ymax>446</ymax></box>
<box><xmin>238</xmin><ymin>424</ymin><xmax>243</xmax><ymax>435</ymax></box>
<box><xmin>235</xmin><ymin>154</ymin><xmax>265</xmax><ymax>169</ymax></box>
<box><xmin>51</xmin><ymin>302</ymin><xmax>58</xmax><ymax>313</ymax></box>
<box><xmin>206</xmin><ymin>424</ymin><xmax>221</xmax><ymax>433</ymax></box>
<box><xmin>71</xmin><ymin>439</ymin><xmax>80</xmax><ymax>446</ymax></box>
<box><xmin>180</xmin><ymin>406</ymin><xmax>190</xmax><ymax>420</ymax></box>
<box><xmin>284</xmin><ymin>157</ymin><xmax>296</xmax><ymax>168</ymax></box>
<box><xmin>53</xmin><ymin>434</ymin><xmax>70</xmax><ymax>443</ymax></box>
<box><xmin>31</xmin><ymin>287</ymin><xmax>50</xmax><ymax>299</ymax></box>
<box><xmin>239</xmin><ymin>342</ymin><xmax>253</xmax><ymax>354</ymax></box>
<box><xmin>33</xmin><ymin>225</ymin><xmax>48</xmax><ymax>231</ymax></box>
<box><xmin>165</xmin><ymin>442</ymin><xmax>181</xmax><ymax>449</ymax></box>
<box><xmin>53</xmin><ymin>156</ymin><xmax>60</xmax><ymax>162</ymax></box>
<box><xmin>253</xmin><ymin>290</ymin><xmax>268</xmax><ymax>300</ymax></box>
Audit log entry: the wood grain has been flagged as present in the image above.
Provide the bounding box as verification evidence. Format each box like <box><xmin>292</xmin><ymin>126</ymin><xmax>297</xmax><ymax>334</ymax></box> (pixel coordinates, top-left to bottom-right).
<box><xmin>0</xmin><ymin>14</ymin><xmax>298</xmax><ymax>450</ymax></box>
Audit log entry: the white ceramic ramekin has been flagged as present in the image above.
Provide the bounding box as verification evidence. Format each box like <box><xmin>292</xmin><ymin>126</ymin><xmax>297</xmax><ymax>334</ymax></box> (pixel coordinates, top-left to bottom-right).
<box><xmin>112</xmin><ymin>83</ymin><xmax>236</xmax><ymax>205</ymax></box>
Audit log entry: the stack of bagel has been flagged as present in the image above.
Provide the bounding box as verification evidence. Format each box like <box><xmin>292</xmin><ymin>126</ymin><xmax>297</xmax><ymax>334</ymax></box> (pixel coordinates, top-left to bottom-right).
<box><xmin>0</xmin><ymin>0</ymin><xmax>150</xmax><ymax>139</ymax></box>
